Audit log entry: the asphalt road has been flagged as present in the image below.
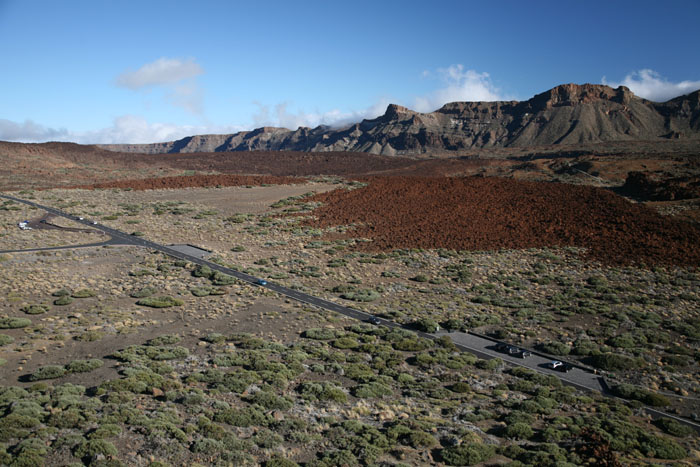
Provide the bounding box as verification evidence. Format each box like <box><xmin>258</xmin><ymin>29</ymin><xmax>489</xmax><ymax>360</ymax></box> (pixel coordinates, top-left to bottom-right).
<box><xmin>2</xmin><ymin>193</ymin><xmax>698</xmax><ymax>431</ymax></box>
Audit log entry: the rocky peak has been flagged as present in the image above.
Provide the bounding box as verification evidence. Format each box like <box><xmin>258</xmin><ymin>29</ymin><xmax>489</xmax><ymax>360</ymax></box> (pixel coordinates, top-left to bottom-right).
<box><xmin>529</xmin><ymin>83</ymin><xmax>636</xmax><ymax>110</ymax></box>
<box><xmin>382</xmin><ymin>104</ymin><xmax>417</xmax><ymax>121</ymax></box>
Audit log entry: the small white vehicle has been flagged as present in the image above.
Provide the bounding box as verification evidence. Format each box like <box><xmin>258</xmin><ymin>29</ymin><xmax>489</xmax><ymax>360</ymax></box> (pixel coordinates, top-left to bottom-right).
<box><xmin>18</xmin><ymin>221</ymin><xmax>31</xmax><ymax>230</ymax></box>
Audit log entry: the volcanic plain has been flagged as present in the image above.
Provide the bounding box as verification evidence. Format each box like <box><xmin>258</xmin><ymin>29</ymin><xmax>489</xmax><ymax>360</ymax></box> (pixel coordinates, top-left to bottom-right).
<box><xmin>0</xmin><ymin>139</ymin><xmax>699</xmax><ymax>466</ymax></box>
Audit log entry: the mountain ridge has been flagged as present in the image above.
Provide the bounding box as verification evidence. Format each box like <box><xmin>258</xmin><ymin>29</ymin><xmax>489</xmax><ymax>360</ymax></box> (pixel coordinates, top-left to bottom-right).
<box><xmin>100</xmin><ymin>83</ymin><xmax>700</xmax><ymax>156</ymax></box>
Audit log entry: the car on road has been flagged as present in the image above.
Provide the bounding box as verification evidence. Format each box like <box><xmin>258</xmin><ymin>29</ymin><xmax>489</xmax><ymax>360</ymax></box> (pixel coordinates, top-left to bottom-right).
<box><xmin>548</xmin><ymin>360</ymin><xmax>573</xmax><ymax>372</ymax></box>
<box><xmin>78</xmin><ymin>217</ymin><xmax>84</xmax><ymax>220</ymax></box>
<box><xmin>495</xmin><ymin>343</ymin><xmax>509</xmax><ymax>352</ymax></box>
<box><xmin>256</xmin><ymin>279</ymin><xmax>268</xmax><ymax>286</ymax></box>
<box><xmin>367</xmin><ymin>316</ymin><xmax>381</xmax><ymax>325</ymax></box>
<box><xmin>507</xmin><ymin>346</ymin><xmax>521</xmax><ymax>355</ymax></box>
<box><xmin>519</xmin><ymin>350</ymin><xmax>532</xmax><ymax>358</ymax></box>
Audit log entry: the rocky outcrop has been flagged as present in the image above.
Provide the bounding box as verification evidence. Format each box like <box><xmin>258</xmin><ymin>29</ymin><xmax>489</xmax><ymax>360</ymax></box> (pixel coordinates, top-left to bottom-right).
<box><xmin>101</xmin><ymin>84</ymin><xmax>700</xmax><ymax>156</ymax></box>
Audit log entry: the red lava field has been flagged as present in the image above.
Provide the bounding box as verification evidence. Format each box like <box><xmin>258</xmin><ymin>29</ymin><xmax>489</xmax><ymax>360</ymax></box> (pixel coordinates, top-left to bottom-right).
<box><xmin>301</xmin><ymin>176</ymin><xmax>700</xmax><ymax>266</ymax></box>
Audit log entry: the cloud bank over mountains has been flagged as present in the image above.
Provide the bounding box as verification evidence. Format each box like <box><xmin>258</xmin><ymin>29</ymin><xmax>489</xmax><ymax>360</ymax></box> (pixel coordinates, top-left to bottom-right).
<box><xmin>2</xmin><ymin>65</ymin><xmax>698</xmax><ymax>145</ymax></box>
<box><xmin>602</xmin><ymin>69</ymin><xmax>700</xmax><ymax>102</ymax></box>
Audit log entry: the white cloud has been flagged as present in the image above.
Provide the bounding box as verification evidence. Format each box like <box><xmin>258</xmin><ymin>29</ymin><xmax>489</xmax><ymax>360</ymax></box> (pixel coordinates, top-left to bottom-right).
<box><xmin>602</xmin><ymin>69</ymin><xmax>700</xmax><ymax>102</ymax></box>
<box><xmin>115</xmin><ymin>58</ymin><xmax>203</xmax><ymax>89</ymax></box>
<box><xmin>0</xmin><ymin>119</ymin><xmax>69</xmax><ymax>142</ymax></box>
<box><xmin>116</xmin><ymin>58</ymin><xmax>205</xmax><ymax>115</ymax></box>
<box><xmin>251</xmin><ymin>98</ymin><xmax>391</xmax><ymax>130</ymax></box>
<box><xmin>0</xmin><ymin>115</ymin><xmax>243</xmax><ymax>144</ymax></box>
<box><xmin>413</xmin><ymin>65</ymin><xmax>508</xmax><ymax>112</ymax></box>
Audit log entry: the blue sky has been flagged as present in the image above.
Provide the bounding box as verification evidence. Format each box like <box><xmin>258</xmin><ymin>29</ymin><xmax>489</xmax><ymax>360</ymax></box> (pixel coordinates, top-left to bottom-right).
<box><xmin>1</xmin><ymin>0</ymin><xmax>699</xmax><ymax>144</ymax></box>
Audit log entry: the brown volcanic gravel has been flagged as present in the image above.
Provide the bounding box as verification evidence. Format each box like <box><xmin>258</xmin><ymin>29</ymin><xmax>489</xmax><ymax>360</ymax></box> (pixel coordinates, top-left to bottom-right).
<box><xmin>72</xmin><ymin>174</ymin><xmax>304</xmax><ymax>190</ymax></box>
<box><xmin>302</xmin><ymin>176</ymin><xmax>700</xmax><ymax>266</ymax></box>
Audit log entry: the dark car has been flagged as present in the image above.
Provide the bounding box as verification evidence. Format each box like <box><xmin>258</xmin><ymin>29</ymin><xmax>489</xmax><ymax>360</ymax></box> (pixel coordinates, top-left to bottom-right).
<box><xmin>367</xmin><ymin>316</ymin><xmax>381</xmax><ymax>325</ymax></box>
<box><xmin>495</xmin><ymin>343</ymin><xmax>509</xmax><ymax>352</ymax></box>
<box><xmin>519</xmin><ymin>350</ymin><xmax>532</xmax><ymax>358</ymax></box>
<box><xmin>507</xmin><ymin>346</ymin><xmax>522</xmax><ymax>355</ymax></box>
<box><xmin>256</xmin><ymin>279</ymin><xmax>268</xmax><ymax>286</ymax></box>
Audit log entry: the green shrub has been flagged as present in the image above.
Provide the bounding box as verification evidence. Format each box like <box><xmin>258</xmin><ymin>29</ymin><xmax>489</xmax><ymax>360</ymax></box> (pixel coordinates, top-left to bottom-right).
<box><xmin>53</xmin><ymin>295</ymin><xmax>74</xmax><ymax>306</ymax></box>
<box><xmin>147</xmin><ymin>335</ymin><xmax>182</xmax><ymax>346</ymax></box>
<box><xmin>340</xmin><ymin>289</ymin><xmax>380</xmax><ymax>302</ymax></box>
<box><xmin>265</xmin><ymin>456</ymin><xmax>299</xmax><ymax>467</ymax></box>
<box><xmin>210</xmin><ymin>271</ymin><xmax>236</xmax><ymax>286</ymax></box>
<box><xmin>654</xmin><ymin>417</ymin><xmax>694</xmax><ymax>437</ymax></box>
<box><xmin>639</xmin><ymin>433</ymin><xmax>687</xmax><ymax>459</ymax></box>
<box><xmin>415</xmin><ymin>318</ymin><xmax>440</xmax><ymax>333</ymax></box>
<box><xmin>0</xmin><ymin>334</ymin><xmax>14</xmax><ymax>346</ymax></box>
<box><xmin>71</xmin><ymin>289</ymin><xmax>96</xmax><ymax>298</ymax></box>
<box><xmin>612</xmin><ymin>384</ymin><xmax>671</xmax><ymax>407</ymax></box>
<box><xmin>52</xmin><ymin>289</ymin><xmax>70</xmax><ymax>297</ymax></box>
<box><xmin>136</xmin><ymin>296</ymin><xmax>183</xmax><ymax>308</ymax></box>
<box><xmin>130</xmin><ymin>287</ymin><xmax>157</xmax><ymax>298</ymax></box>
<box><xmin>192</xmin><ymin>265</ymin><xmax>213</xmax><ymax>278</ymax></box>
<box><xmin>74</xmin><ymin>330</ymin><xmax>104</xmax><ymax>342</ymax></box>
<box><xmin>66</xmin><ymin>359</ymin><xmax>103</xmax><ymax>373</ymax></box>
<box><xmin>450</xmin><ymin>382</ymin><xmax>471</xmax><ymax>394</ymax></box>
<box><xmin>441</xmin><ymin>443</ymin><xmax>496</xmax><ymax>466</ymax></box>
<box><xmin>407</xmin><ymin>430</ymin><xmax>438</xmax><ymax>449</ymax></box>
<box><xmin>586</xmin><ymin>353</ymin><xmax>640</xmax><ymax>371</ymax></box>
<box><xmin>303</xmin><ymin>328</ymin><xmax>337</xmax><ymax>340</ymax></box>
<box><xmin>88</xmin><ymin>423</ymin><xmax>122</xmax><ymax>439</ymax></box>
<box><xmin>203</xmin><ymin>333</ymin><xmax>226</xmax><ymax>344</ymax></box>
<box><xmin>20</xmin><ymin>304</ymin><xmax>49</xmax><ymax>315</ymax></box>
<box><xmin>0</xmin><ymin>317</ymin><xmax>31</xmax><ymax>329</ymax></box>
<box><xmin>29</xmin><ymin>365</ymin><xmax>66</xmax><ymax>381</ymax></box>
<box><xmin>353</xmin><ymin>382</ymin><xmax>392</xmax><ymax>398</ymax></box>
<box><xmin>537</xmin><ymin>341</ymin><xmax>571</xmax><ymax>355</ymax></box>
<box><xmin>332</xmin><ymin>337</ymin><xmax>359</xmax><ymax>349</ymax></box>
<box><xmin>411</xmin><ymin>274</ymin><xmax>429</xmax><ymax>282</ymax></box>
<box><xmin>297</xmin><ymin>382</ymin><xmax>347</xmax><ymax>403</ymax></box>
<box><xmin>504</xmin><ymin>422</ymin><xmax>534</xmax><ymax>439</ymax></box>
<box><xmin>246</xmin><ymin>391</ymin><xmax>293</xmax><ymax>411</ymax></box>
<box><xmin>74</xmin><ymin>439</ymin><xmax>118</xmax><ymax>459</ymax></box>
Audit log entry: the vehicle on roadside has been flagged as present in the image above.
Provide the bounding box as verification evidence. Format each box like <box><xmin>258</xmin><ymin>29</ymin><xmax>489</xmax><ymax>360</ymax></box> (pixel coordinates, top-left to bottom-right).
<box><xmin>507</xmin><ymin>346</ymin><xmax>522</xmax><ymax>355</ymax></box>
<box><xmin>519</xmin><ymin>350</ymin><xmax>532</xmax><ymax>358</ymax></box>
<box><xmin>367</xmin><ymin>316</ymin><xmax>381</xmax><ymax>325</ymax></box>
<box><xmin>79</xmin><ymin>217</ymin><xmax>84</xmax><ymax>220</ymax></box>
<box><xmin>495</xmin><ymin>343</ymin><xmax>509</xmax><ymax>352</ymax></box>
<box><xmin>256</xmin><ymin>279</ymin><xmax>268</xmax><ymax>286</ymax></box>
<box><xmin>548</xmin><ymin>360</ymin><xmax>573</xmax><ymax>372</ymax></box>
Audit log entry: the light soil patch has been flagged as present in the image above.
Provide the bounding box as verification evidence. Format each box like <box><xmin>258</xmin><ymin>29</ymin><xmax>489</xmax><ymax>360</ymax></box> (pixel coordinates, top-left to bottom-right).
<box><xmin>140</xmin><ymin>182</ymin><xmax>340</xmax><ymax>215</ymax></box>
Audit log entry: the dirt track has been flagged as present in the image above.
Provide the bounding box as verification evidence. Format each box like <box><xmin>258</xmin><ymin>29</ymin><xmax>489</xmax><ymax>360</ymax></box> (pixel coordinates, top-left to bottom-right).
<box><xmin>301</xmin><ymin>176</ymin><xmax>700</xmax><ymax>266</ymax></box>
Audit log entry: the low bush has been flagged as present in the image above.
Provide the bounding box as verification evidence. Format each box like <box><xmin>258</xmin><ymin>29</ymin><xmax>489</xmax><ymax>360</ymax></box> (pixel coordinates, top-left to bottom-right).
<box><xmin>586</xmin><ymin>353</ymin><xmax>640</xmax><ymax>371</ymax></box>
<box><xmin>612</xmin><ymin>384</ymin><xmax>671</xmax><ymax>407</ymax></box>
<box><xmin>0</xmin><ymin>334</ymin><xmax>14</xmax><ymax>346</ymax></box>
<box><xmin>53</xmin><ymin>296</ymin><xmax>74</xmax><ymax>306</ymax></box>
<box><xmin>340</xmin><ymin>289</ymin><xmax>380</xmax><ymax>302</ymax></box>
<box><xmin>66</xmin><ymin>359</ymin><xmax>103</xmax><ymax>373</ymax></box>
<box><xmin>130</xmin><ymin>287</ymin><xmax>157</xmax><ymax>298</ymax></box>
<box><xmin>537</xmin><ymin>341</ymin><xmax>571</xmax><ymax>355</ymax></box>
<box><xmin>0</xmin><ymin>317</ymin><xmax>32</xmax><ymax>329</ymax></box>
<box><xmin>74</xmin><ymin>439</ymin><xmax>118</xmax><ymax>460</ymax></box>
<box><xmin>654</xmin><ymin>417</ymin><xmax>694</xmax><ymax>437</ymax></box>
<box><xmin>20</xmin><ymin>304</ymin><xmax>49</xmax><ymax>315</ymax></box>
<box><xmin>71</xmin><ymin>289</ymin><xmax>96</xmax><ymax>298</ymax></box>
<box><xmin>30</xmin><ymin>365</ymin><xmax>66</xmax><ymax>381</ymax></box>
<box><xmin>136</xmin><ymin>296</ymin><xmax>183</xmax><ymax>308</ymax></box>
<box><xmin>441</xmin><ymin>443</ymin><xmax>496</xmax><ymax>466</ymax></box>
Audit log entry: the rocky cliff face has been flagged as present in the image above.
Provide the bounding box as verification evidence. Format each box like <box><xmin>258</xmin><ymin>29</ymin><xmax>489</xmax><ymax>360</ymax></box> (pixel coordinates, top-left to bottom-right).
<box><xmin>101</xmin><ymin>84</ymin><xmax>700</xmax><ymax>156</ymax></box>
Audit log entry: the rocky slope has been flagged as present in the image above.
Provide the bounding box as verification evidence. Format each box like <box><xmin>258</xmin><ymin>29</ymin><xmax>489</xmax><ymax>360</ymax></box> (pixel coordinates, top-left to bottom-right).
<box><xmin>101</xmin><ymin>84</ymin><xmax>700</xmax><ymax>156</ymax></box>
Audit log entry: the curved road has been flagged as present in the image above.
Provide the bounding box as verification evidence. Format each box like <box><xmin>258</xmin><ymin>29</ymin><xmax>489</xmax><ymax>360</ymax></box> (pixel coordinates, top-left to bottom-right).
<box><xmin>2</xmin><ymin>193</ymin><xmax>698</xmax><ymax>431</ymax></box>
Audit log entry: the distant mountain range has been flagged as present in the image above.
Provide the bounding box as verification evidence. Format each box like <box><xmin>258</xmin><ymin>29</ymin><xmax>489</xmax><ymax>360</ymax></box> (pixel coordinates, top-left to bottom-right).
<box><xmin>101</xmin><ymin>84</ymin><xmax>700</xmax><ymax>156</ymax></box>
